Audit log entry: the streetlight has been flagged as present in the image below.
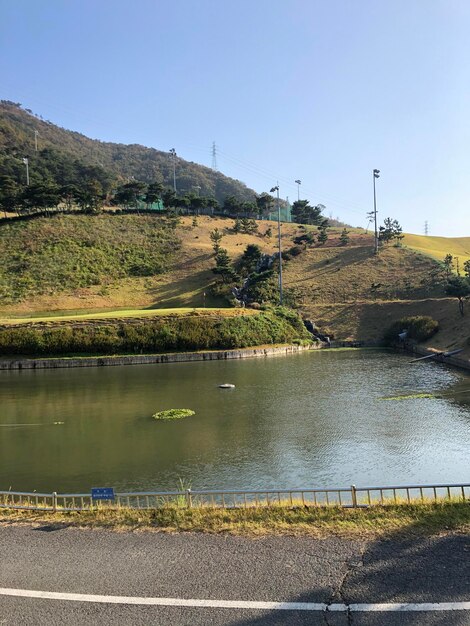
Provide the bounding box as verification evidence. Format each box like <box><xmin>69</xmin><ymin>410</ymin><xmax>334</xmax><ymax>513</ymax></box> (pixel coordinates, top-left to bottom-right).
<box><xmin>373</xmin><ymin>169</ymin><xmax>380</xmax><ymax>254</ymax></box>
<box><xmin>169</xmin><ymin>148</ymin><xmax>177</xmax><ymax>192</ymax></box>
<box><xmin>23</xmin><ymin>158</ymin><xmax>30</xmax><ymax>185</ymax></box>
<box><xmin>34</xmin><ymin>130</ymin><xmax>39</xmax><ymax>152</ymax></box>
<box><xmin>295</xmin><ymin>179</ymin><xmax>301</xmax><ymax>201</ymax></box>
<box><xmin>270</xmin><ymin>184</ymin><xmax>283</xmax><ymax>305</ymax></box>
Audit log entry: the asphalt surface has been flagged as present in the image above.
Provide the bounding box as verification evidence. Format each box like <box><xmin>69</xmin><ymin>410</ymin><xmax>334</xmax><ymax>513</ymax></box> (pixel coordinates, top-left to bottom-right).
<box><xmin>0</xmin><ymin>524</ymin><xmax>468</xmax><ymax>625</ymax></box>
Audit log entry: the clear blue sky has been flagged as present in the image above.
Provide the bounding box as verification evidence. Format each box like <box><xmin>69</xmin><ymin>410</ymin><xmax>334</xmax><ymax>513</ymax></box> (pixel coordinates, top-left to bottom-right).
<box><xmin>1</xmin><ymin>0</ymin><xmax>469</xmax><ymax>236</ymax></box>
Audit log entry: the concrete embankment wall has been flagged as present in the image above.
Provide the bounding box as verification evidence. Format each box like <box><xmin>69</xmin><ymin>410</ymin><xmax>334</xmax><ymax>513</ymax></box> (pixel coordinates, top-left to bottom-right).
<box><xmin>0</xmin><ymin>343</ymin><xmax>323</xmax><ymax>370</ymax></box>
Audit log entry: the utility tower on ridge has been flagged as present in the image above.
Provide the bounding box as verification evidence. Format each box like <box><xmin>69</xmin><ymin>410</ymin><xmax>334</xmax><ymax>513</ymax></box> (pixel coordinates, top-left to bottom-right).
<box><xmin>211</xmin><ymin>142</ymin><xmax>217</xmax><ymax>171</ymax></box>
<box><xmin>424</xmin><ymin>221</ymin><xmax>429</xmax><ymax>236</ymax></box>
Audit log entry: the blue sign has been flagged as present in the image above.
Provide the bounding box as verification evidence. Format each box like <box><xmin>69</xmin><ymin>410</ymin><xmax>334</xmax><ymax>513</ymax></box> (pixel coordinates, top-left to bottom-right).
<box><xmin>91</xmin><ymin>487</ymin><xmax>115</xmax><ymax>501</ymax></box>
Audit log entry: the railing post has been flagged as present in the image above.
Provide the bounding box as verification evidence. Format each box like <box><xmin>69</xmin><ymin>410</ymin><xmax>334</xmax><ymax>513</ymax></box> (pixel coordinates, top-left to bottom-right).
<box><xmin>186</xmin><ymin>489</ymin><xmax>192</xmax><ymax>509</ymax></box>
<box><xmin>52</xmin><ymin>492</ymin><xmax>57</xmax><ymax>512</ymax></box>
<box><xmin>351</xmin><ymin>485</ymin><xmax>357</xmax><ymax>508</ymax></box>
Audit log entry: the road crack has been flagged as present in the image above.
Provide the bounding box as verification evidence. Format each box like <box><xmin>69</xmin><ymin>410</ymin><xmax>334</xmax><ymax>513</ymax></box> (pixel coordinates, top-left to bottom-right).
<box><xmin>324</xmin><ymin>541</ymin><xmax>367</xmax><ymax>625</ymax></box>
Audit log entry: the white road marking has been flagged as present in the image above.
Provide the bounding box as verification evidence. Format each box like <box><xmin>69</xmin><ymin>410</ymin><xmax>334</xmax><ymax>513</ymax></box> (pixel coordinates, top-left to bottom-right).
<box><xmin>349</xmin><ymin>602</ymin><xmax>470</xmax><ymax>612</ymax></box>
<box><xmin>0</xmin><ymin>588</ymin><xmax>469</xmax><ymax>612</ymax></box>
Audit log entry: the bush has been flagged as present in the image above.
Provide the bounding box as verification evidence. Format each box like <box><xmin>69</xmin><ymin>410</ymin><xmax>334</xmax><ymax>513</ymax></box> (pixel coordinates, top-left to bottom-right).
<box><xmin>293</xmin><ymin>233</ymin><xmax>315</xmax><ymax>245</ymax></box>
<box><xmin>292</xmin><ymin>338</ymin><xmax>313</xmax><ymax>346</ymax></box>
<box><xmin>384</xmin><ymin>316</ymin><xmax>439</xmax><ymax>345</ymax></box>
<box><xmin>0</xmin><ymin>309</ymin><xmax>312</xmax><ymax>356</ymax></box>
<box><xmin>287</xmin><ymin>245</ymin><xmax>303</xmax><ymax>257</ymax></box>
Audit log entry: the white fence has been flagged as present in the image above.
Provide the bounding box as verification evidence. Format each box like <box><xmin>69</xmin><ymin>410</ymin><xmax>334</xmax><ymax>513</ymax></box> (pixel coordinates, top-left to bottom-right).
<box><xmin>0</xmin><ymin>482</ymin><xmax>469</xmax><ymax>512</ymax></box>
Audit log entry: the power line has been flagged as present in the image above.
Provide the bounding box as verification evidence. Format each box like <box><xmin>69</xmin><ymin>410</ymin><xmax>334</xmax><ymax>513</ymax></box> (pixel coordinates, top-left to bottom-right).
<box><xmin>3</xmin><ymin>90</ymin><xmax>369</xmax><ymax>221</ymax></box>
<box><xmin>216</xmin><ymin>148</ymin><xmax>367</xmax><ymax>215</ymax></box>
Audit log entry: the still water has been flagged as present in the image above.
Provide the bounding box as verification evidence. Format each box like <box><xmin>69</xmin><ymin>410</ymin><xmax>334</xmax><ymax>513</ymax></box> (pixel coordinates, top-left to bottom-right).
<box><xmin>1</xmin><ymin>350</ymin><xmax>469</xmax><ymax>493</ymax></box>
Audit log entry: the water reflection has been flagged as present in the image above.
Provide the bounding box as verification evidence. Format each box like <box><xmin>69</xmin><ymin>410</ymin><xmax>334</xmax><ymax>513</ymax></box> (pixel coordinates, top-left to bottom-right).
<box><xmin>0</xmin><ymin>350</ymin><xmax>469</xmax><ymax>492</ymax></box>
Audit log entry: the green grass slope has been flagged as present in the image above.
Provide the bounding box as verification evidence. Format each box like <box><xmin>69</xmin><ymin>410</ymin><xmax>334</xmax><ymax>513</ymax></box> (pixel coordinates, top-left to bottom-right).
<box><xmin>0</xmin><ymin>215</ymin><xmax>298</xmax><ymax>315</ymax></box>
<box><xmin>0</xmin><ymin>214</ymin><xmax>180</xmax><ymax>304</ymax></box>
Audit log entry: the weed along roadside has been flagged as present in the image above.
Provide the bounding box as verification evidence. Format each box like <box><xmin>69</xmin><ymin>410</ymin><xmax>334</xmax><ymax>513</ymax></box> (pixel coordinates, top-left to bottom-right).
<box><xmin>1</xmin><ymin>489</ymin><xmax>469</xmax><ymax>537</ymax></box>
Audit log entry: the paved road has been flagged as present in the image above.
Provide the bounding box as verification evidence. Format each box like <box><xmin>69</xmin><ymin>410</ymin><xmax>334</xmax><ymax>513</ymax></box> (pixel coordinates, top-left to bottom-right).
<box><xmin>0</xmin><ymin>524</ymin><xmax>468</xmax><ymax>625</ymax></box>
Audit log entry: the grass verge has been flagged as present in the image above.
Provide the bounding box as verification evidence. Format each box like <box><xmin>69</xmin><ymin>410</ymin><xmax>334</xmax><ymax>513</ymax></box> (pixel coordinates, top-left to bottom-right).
<box><xmin>1</xmin><ymin>502</ymin><xmax>468</xmax><ymax>538</ymax></box>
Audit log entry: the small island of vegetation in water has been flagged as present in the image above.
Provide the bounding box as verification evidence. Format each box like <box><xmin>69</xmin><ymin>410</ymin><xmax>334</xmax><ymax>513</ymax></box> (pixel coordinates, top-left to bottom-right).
<box><xmin>153</xmin><ymin>409</ymin><xmax>195</xmax><ymax>421</ymax></box>
<box><xmin>380</xmin><ymin>393</ymin><xmax>436</xmax><ymax>401</ymax></box>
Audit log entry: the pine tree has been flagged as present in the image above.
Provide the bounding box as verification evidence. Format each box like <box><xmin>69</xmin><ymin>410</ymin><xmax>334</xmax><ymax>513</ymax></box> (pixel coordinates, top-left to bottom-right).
<box><xmin>317</xmin><ymin>226</ymin><xmax>328</xmax><ymax>245</ymax></box>
<box><xmin>212</xmin><ymin>249</ymin><xmax>238</xmax><ymax>283</ymax></box>
<box><xmin>339</xmin><ymin>228</ymin><xmax>350</xmax><ymax>246</ymax></box>
<box><xmin>210</xmin><ymin>228</ymin><xmax>223</xmax><ymax>255</ymax></box>
<box><xmin>443</xmin><ymin>254</ymin><xmax>454</xmax><ymax>280</ymax></box>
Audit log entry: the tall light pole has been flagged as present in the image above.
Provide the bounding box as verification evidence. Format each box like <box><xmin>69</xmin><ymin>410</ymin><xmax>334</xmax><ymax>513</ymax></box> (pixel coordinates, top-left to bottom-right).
<box><xmin>270</xmin><ymin>184</ymin><xmax>283</xmax><ymax>305</ymax></box>
<box><xmin>23</xmin><ymin>158</ymin><xmax>30</xmax><ymax>185</ymax></box>
<box><xmin>295</xmin><ymin>179</ymin><xmax>301</xmax><ymax>201</ymax></box>
<box><xmin>169</xmin><ymin>148</ymin><xmax>177</xmax><ymax>193</ymax></box>
<box><xmin>34</xmin><ymin>130</ymin><xmax>39</xmax><ymax>152</ymax></box>
<box><xmin>373</xmin><ymin>169</ymin><xmax>380</xmax><ymax>254</ymax></box>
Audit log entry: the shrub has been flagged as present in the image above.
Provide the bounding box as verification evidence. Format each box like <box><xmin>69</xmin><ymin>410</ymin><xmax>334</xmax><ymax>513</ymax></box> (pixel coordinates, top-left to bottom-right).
<box><xmin>384</xmin><ymin>316</ymin><xmax>439</xmax><ymax>345</ymax></box>
<box><xmin>0</xmin><ymin>309</ymin><xmax>312</xmax><ymax>356</ymax></box>
<box><xmin>287</xmin><ymin>245</ymin><xmax>303</xmax><ymax>257</ymax></box>
<box><xmin>293</xmin><ymin>233</ymin><xmax>315</xmax><ymax>246</ymax></box>
<box><xmin>292</xmin><ymin>338</ymin><xmax>313</xmax><ymax>346</ymax></box>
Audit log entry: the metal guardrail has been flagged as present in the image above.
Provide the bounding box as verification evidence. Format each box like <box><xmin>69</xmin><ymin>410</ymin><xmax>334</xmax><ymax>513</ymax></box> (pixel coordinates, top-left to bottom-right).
<box><xmin>0</xmin><ymin>482</ymin><xmax>469</xmax><ymax>512</ymax></box>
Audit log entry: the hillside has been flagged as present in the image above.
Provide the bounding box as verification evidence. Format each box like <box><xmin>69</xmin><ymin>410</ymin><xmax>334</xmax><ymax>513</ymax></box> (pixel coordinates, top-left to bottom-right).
<box><xmin>403</xmin><ymin>233</ymin><xmax>470</xmax><ymax>266</ymax></box>
<box><xmin>1</xmin><ymin>212</ymin><xmax>468</xmax><ymax>358</ymax></box>
<box><xmin>0</xmin><ymin>214</ymin><xmax>447</xmax><ymax>312</ymax></box>
<box><xmin>0</xmin><ymin>215</ymin><xmax>293</xmax><ymax>315</ymax></box>
<box><xmin>0</xmin><ymin>101</ymin><xmax>256</xmax><ymax>203</ymax></box>
<box><xmin>0</xmin><ymin>215</ymin><xmax>449</xmax><ymax>314</ymax></box>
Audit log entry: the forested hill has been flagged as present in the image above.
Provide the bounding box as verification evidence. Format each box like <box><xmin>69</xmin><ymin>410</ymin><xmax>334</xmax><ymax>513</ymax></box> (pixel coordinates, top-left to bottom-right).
<box><xmin>0</xmin><ymin>100</ymin><xmax>256</xmax><ymax>203</ymax></box>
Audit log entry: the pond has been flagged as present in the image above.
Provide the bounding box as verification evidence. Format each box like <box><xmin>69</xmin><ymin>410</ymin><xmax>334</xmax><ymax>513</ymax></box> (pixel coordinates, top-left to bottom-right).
<box><xmin>1</xmin><ymin>349</ymin><xmax>469</xmax><ymax>493</ymax></box>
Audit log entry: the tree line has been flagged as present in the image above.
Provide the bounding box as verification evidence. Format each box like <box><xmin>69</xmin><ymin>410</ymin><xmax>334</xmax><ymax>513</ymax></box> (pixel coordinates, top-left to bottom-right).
<box><xmin>0</xmin><ymin>173</ymin><xmax>331</xmax><ymax>225</ymax></box>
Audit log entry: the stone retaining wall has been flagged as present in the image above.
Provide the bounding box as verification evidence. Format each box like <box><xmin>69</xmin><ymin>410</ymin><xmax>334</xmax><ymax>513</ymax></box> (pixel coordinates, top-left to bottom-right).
<box><xmin>0</xmin><ymin>343</ymin><xmax>323</xmax><ymax>370</ymax></box>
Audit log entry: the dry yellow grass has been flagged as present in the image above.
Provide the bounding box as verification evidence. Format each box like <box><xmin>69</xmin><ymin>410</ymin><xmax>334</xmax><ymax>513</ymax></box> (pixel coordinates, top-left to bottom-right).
<box><xmin>303</xmin><ymin>298</ymin><xmax>470</xmax><ymax>358</ymax></box>
<box><xmin>1</xmin><ymin>501</ymin><xmax>468</xmax><ymax>537</ymax></box>
<box><xmin>403</xmin><ymin>233</ymin><xmax>470</xmax><ymax>266</ymax></box>
<box><xmin>0</xmin><ymin>216</ymin><xmax>303</xmax><ymax>316</ymax></box>
<box><xmin>2</xmin><ymin>215</ymin><xmax>468</xmax><ymax>358</ymax></box>
<box><xmin>283</xmin><ymin>242</ymin><xmax>443</xmax><ymax>305</ymax></box>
